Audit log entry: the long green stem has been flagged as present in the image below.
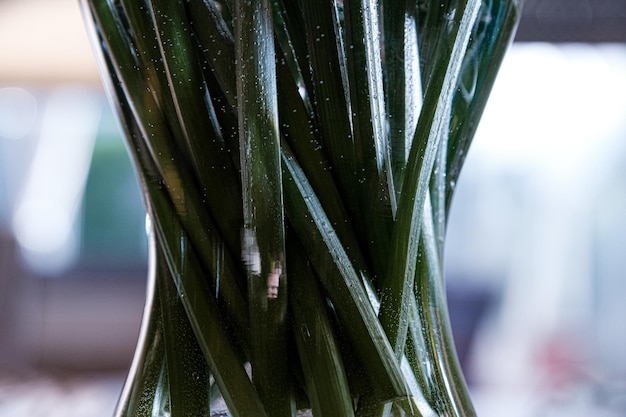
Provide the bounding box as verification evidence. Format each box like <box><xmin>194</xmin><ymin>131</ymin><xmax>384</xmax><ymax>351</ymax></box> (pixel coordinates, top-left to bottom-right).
<box><xmin>288</xmin><ymin>231</ymin><xmax>355</xmax><ymax>417</ymax></box>
<box><xmin>415</xmin><ymin>201</ymin><xmax>475</xmax><ymax>417</ymax></box>
<box><xmin>445</xmin><ymin>0</ymin><xmax>522</xmax><ymax>215</ymax></box>
<box><xmin>378</xmin><ymin>0</ymin><xmax>481</xmax><ymax>362</ymax></box>
<box><xmin>383</xmin><ymin>0</ymin><xmax>422</xmax><ymax>204</ymax></box>
<box><xmin>281</xmin><ymin>146</ymin><xmax>407</xmax><ymax>403</ymax></box>
<box><xmin>157</xmin><ymin>244</ymin><xmax>212</xmax><ymax>416</ymax></box>
<box><xmin>234</xmin><ymin>0</ymin><xmax>293</xmax><ymax>415</ymax></box>
<box><xmin>343</xmin><ymin>0</ymin><xmax>396</xmax><ymax>281</ymax></box>
<box><xmin>148</xmin><ymin>0</ymin><xmax>243</xmax><ymax>254</ymax></box>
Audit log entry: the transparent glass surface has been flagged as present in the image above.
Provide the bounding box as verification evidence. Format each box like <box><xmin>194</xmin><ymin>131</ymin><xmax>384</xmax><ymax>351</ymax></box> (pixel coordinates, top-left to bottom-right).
<box><xmin>79</xmin><ymin>0</ymin><xmax>522</xmax><ymax>415</ymax></box>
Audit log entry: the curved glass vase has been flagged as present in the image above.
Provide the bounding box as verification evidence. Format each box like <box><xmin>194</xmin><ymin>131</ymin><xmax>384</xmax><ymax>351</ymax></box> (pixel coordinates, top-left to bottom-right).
<box><xmin>80</xmin><ymin>0</ymin><xmax>522</xmax><ymax>416</ymax></box>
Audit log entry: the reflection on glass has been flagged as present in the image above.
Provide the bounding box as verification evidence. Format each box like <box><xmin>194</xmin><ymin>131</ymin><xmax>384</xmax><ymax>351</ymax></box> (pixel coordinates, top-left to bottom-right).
<box><xmin>266</xmin><ymin>259</ymin><xmax>282</xmax><ymax>299</ymax></box>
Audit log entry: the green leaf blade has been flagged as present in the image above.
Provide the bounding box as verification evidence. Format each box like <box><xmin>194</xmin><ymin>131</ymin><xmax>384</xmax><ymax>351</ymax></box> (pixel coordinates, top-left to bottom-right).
<box><xmin>281</xmin><ymin>148</ymin><xmax>407</xmax><ymax>404</ymax></box>
<box><xmin>234</xmin><ymin>0</ymin><xmax>293</xmax><ymax>415</ymax></box>
<box><xmin>288</xmin><ymin>233</ymin><xmax>356</xmax><ymax>417</ymax></box>
<box><xmin>378</xmin><ymin>0</ymin><xmax>481</xmax><ymax>362</ymax></box>
<box><xmin>342</xmin><ymin>0</ymin><xmax>396</xmax><ymax>281</ymax></box>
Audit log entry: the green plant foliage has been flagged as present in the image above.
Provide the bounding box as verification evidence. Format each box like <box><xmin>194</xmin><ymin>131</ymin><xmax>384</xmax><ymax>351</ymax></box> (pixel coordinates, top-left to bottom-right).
<box><xmin>80</xmin><ymin>0</ymin><xmax>522</xmax><ymax>416</ymax></box>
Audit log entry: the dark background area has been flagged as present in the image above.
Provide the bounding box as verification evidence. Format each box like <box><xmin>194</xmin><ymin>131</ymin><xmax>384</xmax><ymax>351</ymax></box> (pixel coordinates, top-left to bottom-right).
<box><xmin>516</xmin><ymin>0</ymin><xmax>626</xmax><ymax>43</ymax></box>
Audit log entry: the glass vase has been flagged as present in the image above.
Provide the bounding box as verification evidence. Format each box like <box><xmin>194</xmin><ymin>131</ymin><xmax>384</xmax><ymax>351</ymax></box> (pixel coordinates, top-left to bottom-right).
<box><xmin>79</xmin><ymin>0</ymin><xmax>522</xmax><ymax>416</ymax></box>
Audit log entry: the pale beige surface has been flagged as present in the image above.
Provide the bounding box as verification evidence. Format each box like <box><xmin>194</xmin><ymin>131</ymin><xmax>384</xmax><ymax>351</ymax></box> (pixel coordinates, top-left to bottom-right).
<box><xmin>0</xmin><ymin>373</ymin><xmax>123</xmax><ymax>417</ymax></box>
<box><xmin>0</xmin><ymin>0</ymin><xmax>100</xmax><ymax>85</ymax></box>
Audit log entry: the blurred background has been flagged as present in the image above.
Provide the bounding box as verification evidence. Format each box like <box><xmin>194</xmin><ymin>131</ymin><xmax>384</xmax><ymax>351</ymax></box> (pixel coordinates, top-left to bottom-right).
<box><xmin>1</xmin><ymin>0</ymin><xmax>626</xmax><ymax>416</ymax></box>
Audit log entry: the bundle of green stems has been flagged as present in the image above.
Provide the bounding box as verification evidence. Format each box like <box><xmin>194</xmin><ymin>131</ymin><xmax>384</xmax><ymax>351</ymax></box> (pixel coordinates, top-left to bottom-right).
<box><xmin>81</xmin><ymin>0</ymin><xmax>521</xmax><ymax>416</ymax></box>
